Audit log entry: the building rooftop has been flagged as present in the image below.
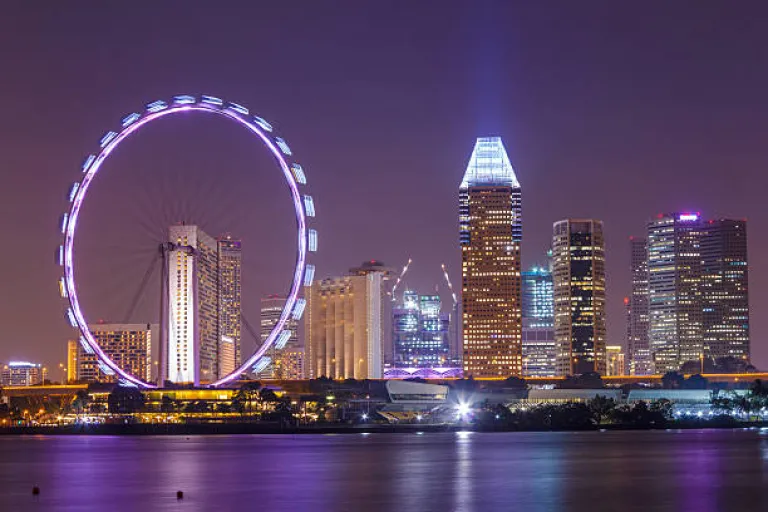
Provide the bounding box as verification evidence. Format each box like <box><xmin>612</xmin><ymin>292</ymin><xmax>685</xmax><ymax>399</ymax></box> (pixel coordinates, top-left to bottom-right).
<box><xmin>460</xmin><ymin>137</ymin><xmax>520</xmax><ymax>189</ymax></box>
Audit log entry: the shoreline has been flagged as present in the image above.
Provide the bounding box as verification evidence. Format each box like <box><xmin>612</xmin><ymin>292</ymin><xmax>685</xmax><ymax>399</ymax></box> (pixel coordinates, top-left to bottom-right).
<box><xmin>1</xmin><ymin>420</ymin><xmax>765</xmax><ymax>436</ymax></box>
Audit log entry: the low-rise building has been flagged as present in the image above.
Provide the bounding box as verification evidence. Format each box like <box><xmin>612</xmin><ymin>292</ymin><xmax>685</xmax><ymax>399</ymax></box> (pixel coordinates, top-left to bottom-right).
<box><xmin>1</xmin><ymin>362</ymin><xmax>47</xmax><ymax>386</ymax></box>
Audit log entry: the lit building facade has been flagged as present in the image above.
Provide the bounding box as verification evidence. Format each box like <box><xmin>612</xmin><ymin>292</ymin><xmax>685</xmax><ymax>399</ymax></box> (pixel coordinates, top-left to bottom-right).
<box><xmin>459</xmin><ymin>137</ymin><xmax>522</xmax><ymax>378</ymax></box>
<box><xmin>522</xmin><ymin>265</ymin><xmax>556</xmax><ymax>377</ymax></box>
<box><xmin>258</xmin><ymin>295</ymin><xmax>302</xmax><ymax>379</ymax></box>
<box><xmin>628</xmin><ymin>237</ymin><xmax>652</xmax><ymax>375</ymax></box>
<box><xmin>553</xmin><ymin>219</ymin><xmax>607</xmax><ymax>376</ymax></box>
<box><xmin>647</xmin><ymin>213</ymin><xmax>703</xmax><ymax>373</ymax></box>
<box><xmin>605</xmin><ymin>345</ymin><xmax>626</xmax><ymax>376</ymax></box>
<box><xmin>71</xmin><ymin>324</ymin><xmax>155</xmax><ymax>383</ymax></box>
<box><xmin>1</xmin><ymin>362</ymin><xmax>47</xmax><ymax>386</ymax></box>
<box><xmin>67</xmin><ymin>340</ymin><xmax>78</xmax><ymax>383</ymax></box>
<box><xmin>701</xmin><ymin>219</ymin><xmax>750</xmax><ymax>362</ymax></box>
<box><xmin>217</xmin><ymin>236</ymin><xmax>242</xmax><ymax>376</ymax></box>
<box><xmin>392</xmin><ymin>290</ymin><xmax>449</xmax><ymax>368</ymax></box>
<box><xmin>164</xmin><ymin>225</ymin><xmax>242</xmax><ymax>385</ymax></box>
<box><xmin>305</xmin><ymin>261</ymin><xmax>389</xmax><ymax>379</ymax></box>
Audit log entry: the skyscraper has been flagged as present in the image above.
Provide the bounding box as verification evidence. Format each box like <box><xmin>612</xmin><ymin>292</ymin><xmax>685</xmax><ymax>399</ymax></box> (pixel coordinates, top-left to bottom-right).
<box><xmin>71</xmin><ymin>324</ymin><xmax>155</xmax><ymax>383</ymax></box>
<box><xmin>522</xmin><ymin>265</ymin><xmax>556</xmax><ymax>377</ymax></box>
<box><xmin>258</xmin><ymin>295</ymin><xmax>302</xmax><ymax>379</ymax></box>
<box><xmin>305</xmin><ymin>261</ymin><xmax>389</xmax><ymax>379</ymax></box>
<box><xmin>701</xmin><ymin>219</ymin><xmax>750</xmax><ymax>362</ymax></box>
<box><xmin>552</xmin><ymin>219</ymin><xmax>607</xmax><ymax>376</ymax></box>
<box><xmin>392</xmin><ymin>290</ymin><xmax>449</xmax><ymax>368</ymax></box>
<box><xmin>459</xmin><ymin>137</ymin><xmax>522</xmax><ymax>378</ymax></box>
<box><xmin>217</xmin><ymin>236</ymin><xmax>242</xmax><ymax>376</ymax></box>
<box><xmin>647</xmin><ymin>213</ymin><xmax>703</xmax><ymax>373</ymax></box>
<box><xmin>628</xmin><ymin>237</ymin><xmax>652</xmax><ymax>375</ymax></box>
<box><xmin>163</xmin><ymin>225</ymin><xmax>242</xmax><ymax>385</ymax></box>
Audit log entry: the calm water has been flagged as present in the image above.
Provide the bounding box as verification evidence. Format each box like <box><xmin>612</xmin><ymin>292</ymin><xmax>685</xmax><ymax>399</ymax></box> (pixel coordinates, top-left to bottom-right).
<box><xmin>0</xmin><ymin>430</ymin><xmax>767</xmax><ymax>511</ymax></box>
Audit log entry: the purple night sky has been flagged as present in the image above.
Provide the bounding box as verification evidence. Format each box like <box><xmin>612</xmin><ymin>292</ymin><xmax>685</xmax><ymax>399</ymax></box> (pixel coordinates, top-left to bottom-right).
<box><xmin>1</xmin><ymin>2</ymin><xmax>766</xmax><ymax>373</ymax></box>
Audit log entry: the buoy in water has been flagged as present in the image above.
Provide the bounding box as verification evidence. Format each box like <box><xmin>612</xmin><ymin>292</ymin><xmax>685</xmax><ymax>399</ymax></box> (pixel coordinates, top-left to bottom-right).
<box><xmin>32</xmin><ymin>486</ymin><xmax>40</xmax><ymax>495</ymax></box>
<box><xmin>177</xmin><ymin>491</ymin><xmax>184</xmax><ymax>500</ymax></box>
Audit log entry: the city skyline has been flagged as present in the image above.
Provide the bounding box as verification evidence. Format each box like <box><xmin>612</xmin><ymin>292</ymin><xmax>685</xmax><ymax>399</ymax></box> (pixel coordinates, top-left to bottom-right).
<box><xmin>1</xmin><ymin>3</ymin><xmax>768</xmax><ymax>374</ymax></box>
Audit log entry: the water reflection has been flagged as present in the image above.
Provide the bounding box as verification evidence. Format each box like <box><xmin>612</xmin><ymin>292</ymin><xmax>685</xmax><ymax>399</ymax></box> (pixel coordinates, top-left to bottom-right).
<box><xmin>0</xmin><ymin>431</ymin><xmax>766</xmax><ymax>511</ymax></box>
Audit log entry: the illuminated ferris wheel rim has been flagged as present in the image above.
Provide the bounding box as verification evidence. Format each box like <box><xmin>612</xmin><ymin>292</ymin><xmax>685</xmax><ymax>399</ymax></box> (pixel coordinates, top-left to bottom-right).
<box><xmin>59</xmin><ymin>94</ymin><xmax>317</xmax><ymax>388</ymax></box>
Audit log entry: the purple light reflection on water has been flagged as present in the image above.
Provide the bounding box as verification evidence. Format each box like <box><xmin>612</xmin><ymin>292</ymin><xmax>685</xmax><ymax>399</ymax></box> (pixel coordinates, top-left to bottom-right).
<box><xmin>1</xmin><ymin>431</ymin><xmax>766</xmax><ymax>512</ymax></box>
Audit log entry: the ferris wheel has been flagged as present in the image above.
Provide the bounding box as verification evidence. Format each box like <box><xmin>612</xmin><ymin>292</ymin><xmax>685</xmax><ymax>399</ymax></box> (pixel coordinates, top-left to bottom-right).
<box><xmin>57</xmin><ymin>95</ymin><xmax>317</xmax><ymax>388</ymax></box>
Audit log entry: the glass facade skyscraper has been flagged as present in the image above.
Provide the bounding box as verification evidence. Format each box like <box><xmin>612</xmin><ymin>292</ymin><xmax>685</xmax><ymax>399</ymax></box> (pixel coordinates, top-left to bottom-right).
<box><xmin>647</xmin><ymin>213</ymin><xmax>703</xmax><ymax>374</ymax></box>
<box><xmin>522</xmin><ymin>265</ymin><xmax>556</xmax><ymax>377</ymax></box>
<box><xmin>459</xmin><ymin>137</ymin><xmax>522</xmax><ymax>378</ymax></box>
<box><xmin>553</xmin><ymin>219</ymin><xmax>606</xmax><ymax>376</ymax></box>
<box><xmin>701</xmin><ymin>219</ymin><xmax>750</xmax><ymax>362</ymax></box>
<box><xmin>392</xmin><ymin>290</ymin><xmax>449</xmax><ymax>368</ymax></box>
<box><xmin>628</xmin><ymin>237</ymin><xmax>652</xmax><ymax>375</ymax></box>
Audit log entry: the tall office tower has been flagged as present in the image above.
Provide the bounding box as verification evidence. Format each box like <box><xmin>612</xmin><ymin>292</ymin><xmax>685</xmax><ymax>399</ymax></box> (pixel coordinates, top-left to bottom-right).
<box><xmin>392</xmin><ymin>290</ymin><xmax>450</xmax><ymax>368</ymax></box>
<box><xmin>605</xmin><ymin>345</ymin><xmax>626</xmax><ymax>376</ymax></box>
<box><xmin>217</xmin><ymin>236</ymin><xmax>242</xmax><ymax>376</ymax></box>
<box><xmin>647</xmin><ymin>213</ymin><xmax>704</xmax><ymax>373</ymax></box>
<box><xmin>71</xmin><ymin>324</ymin><xmax>155</xmax><ymax>383</ymax></box>
<box><xmin>552</xmin><ymin>219</ymin><xmax>607</xmax><ymax>376</ymax></box>
<box><xmin>1</xmin><ymin>362</ymin><xmax>47</xmax><ymax>386</ymax></box>
<box><xmin>258</xmin><ymin>295</ymin><xmax>301</xmax><ymax>379</ymax></box>
<box><xmin>521</xmin><ymin>265</ymin><xmax>556</xmax><ymax>377</ymax></box>
<box><xmin>459</xmin><ymin>137</ymin><xmax>522</xmax><ymax>378</ymax></box>
<box><xmin>628</xmin><ymin>237</ymin><xmax>652</xmax><ymax>375</ymax></box>
<box><xmin>701</xmin><ymin>219</ymin><xmax>750</xmax><ymax>362</ymax></box>
<box><xmin>305</xmin><ymin>261</ymin><xmax>390</xmax><ymax>379</ymax></box>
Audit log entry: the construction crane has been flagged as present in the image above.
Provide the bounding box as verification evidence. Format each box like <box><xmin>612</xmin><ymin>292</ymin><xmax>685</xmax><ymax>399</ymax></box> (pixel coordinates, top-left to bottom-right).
<box><xmin>441</xmin><ymin>263</ymin><xmax>458</xmax><ymax>307</ymax></box>
<box><xmin>390</xmin><ymin>258</ymin><xmax>412</xmax><ymax>302</ymax></box>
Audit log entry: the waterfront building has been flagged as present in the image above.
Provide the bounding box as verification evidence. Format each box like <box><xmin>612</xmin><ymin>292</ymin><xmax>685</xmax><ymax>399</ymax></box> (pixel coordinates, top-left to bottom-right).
<box><xmin>701</xmin><ymin>219</ymin><xmax>750</xmax><ymax>362</ymax></box>
<box><xmin>163</xmin><ymin>225</ymin><xmax>242</xmax><ymax>385</ymax></box>
<box><xmin>305</xmin><ymin>261</ymin><xmax>390</xmax><ymax>379</ymax></box>
<box><xmin>647</xmin><ymin>213</ymin><xmax>704</xmax><ymax>373</ymax></box>
<box><xmin>392</xmin><ymin>290</ymin><xmax>449</xmax><ymax>368</ymax></box>
<box><xmin>0</xmin><ymin>362</ymin><xmax>47</xmax><ymax>386</ymax></box>
<box><xmin>459</xmin><ymin>137</ymin><xmax>522</xmax><ymax>378</ymax></box>
<box><xmin>605</xmin><ymin>345</ymin><xmax>626</xmax><ymax>376</ymax></box>
<box><xmin>552</xmin><ymin>219</ymin><xmax>607</xmax><ymax>376</ymax></box>
<box><xmin>71</xmin><ymin>324</ymin><xmax>155</xmax><ymax>383</ymax></box>
<box><xmin>628</xmin><ymin>237</ymin><xmax>652</xmax><ymax>375</ymax></box>
<box><xmin>257</xmin><ymin>295</ymin><xmax>301</xmax><ymax>379</ymax></box>
<box><xmin>522</xmin><ymin>265</ymin><xmax>556</xmax><ymax>377</ymax></box>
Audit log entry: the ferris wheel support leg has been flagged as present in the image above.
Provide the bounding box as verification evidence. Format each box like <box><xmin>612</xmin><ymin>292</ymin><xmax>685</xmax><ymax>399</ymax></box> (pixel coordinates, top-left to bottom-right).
<box><xmin>158</xmin><ymin>243</ymin><xmax>170</xmax><ymax>387</ymax></box>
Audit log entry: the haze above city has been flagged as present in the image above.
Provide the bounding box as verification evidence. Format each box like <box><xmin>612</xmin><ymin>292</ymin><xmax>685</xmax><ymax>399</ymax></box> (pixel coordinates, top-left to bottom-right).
<box><xmin>1</xmin><ymin>2</ymin><xmax>767</xmax><ymax>371</ymax></box>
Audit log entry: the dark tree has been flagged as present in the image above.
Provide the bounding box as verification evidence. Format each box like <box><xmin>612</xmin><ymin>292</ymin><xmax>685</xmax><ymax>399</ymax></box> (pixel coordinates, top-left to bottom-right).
<box><xmin>661</xmin><ymin>372</ymin><xmax>684</xmax><ymax>389</ymax></box>
<box><xmin>503</xmin><ymin>376</ymin><xmax>527</xmax><ymax>389</ymax></box>
<box><xmin>107</xmin><ymin>387</ymin><xmax>146</xmax><ymax>414</ymax></box>
<box><xmin>682</xmin><ymin>374</ymin><xmax>708</xmax><ymax>390</ymax></box>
